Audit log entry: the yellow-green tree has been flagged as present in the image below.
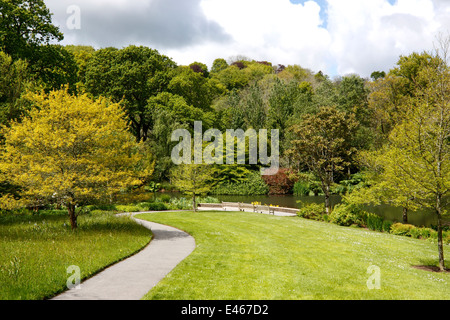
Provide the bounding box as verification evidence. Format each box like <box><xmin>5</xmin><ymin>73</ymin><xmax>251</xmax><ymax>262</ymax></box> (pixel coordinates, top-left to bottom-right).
<box><xmin>352</xmin><ymin>43</ymin><xmax>450</xmax><ymax>271</ymax></box>
<box><xmin>0</xmin><ymin>89</ymin><xmax>153</xmax><ymax>229</ymax></box>
<box><xmin>171</xmin><ymin>164</ymin><xmax>215</xmax><ymax>212</ymax></box>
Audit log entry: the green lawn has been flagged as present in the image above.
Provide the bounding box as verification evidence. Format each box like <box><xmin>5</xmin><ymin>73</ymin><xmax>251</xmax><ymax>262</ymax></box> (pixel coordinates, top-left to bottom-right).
<box><xmin>137</xmin><ymin>211</ymin><xmax>450</xmax><ymax>300</ymax></box>
<box><xmin>0</xmin><ymin>211</ymin><xmax>151</xmax><ymax>300</ymax></box>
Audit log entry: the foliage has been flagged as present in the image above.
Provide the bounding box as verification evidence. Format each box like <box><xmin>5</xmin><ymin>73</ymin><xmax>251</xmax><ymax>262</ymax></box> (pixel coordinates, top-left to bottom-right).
<box><xmin>262</xmin><ymin>168</ymin><xmax>294</xmax><ymax>195</ymax></box>
<box><xmin>328</xmin><ymin>204</ymin><xmax>365</xmax><ymax>227</ymax></box>
<box><xmin>147</xmin><ymin>202</ymin><xmax>168</xmax><ymax>211</ymax></box>
<box><xmin>288</xmin><ymin>106</ymin><xmax>359</xmax><ymax>213</ymax></box>
<box><xmin>293</xmin><ymin>180</ymin><xmax>311</xmax><ymax>196</ymax></box>
<box><xmin>158</xmin><ymin>194</ymin><xmax>171</xmax><ymax>203</ymax></box>
<box><xmin>0</xmin><ymin>89</ymin><xmax>153</xmax><ymax>229</ymax></box>
<box><xmin>211</xmin><ymin>170</ymin><xmax>269</xmax><ymax>196</ymax></box>
<box><xmin>410</xmin><ymin>227</ymin><xmax>436</xmax><ymax>240</ymax></box>
<box><xmin>297</xmin><ymin>202</ymin><xmax>325</xmax><ymax>221</ymax></box>
<box><xmin>167</xmin><ymin>197</ymin><xmax>192</xmax><ymax>210</ymax></box>
<box><xmin>292</xmin><ymin>172</ymin><xmax>322</xmax><ymax>196</ymax></box>
<box><xmin>364</xmin><ymin>212</ymin><xmax>385</xmax><ymax>232</ymax></box>
<box><xmin>0</xmin><ymin>51</ymin><xmax>34</xmax><ymax>127</ymax></box>
<box><xmin>382</xmin><ymin>220</ymin><xmax>394</xmax><ymax>233</ymax></box>
<box><xmin>168</xmin><ymin>66</ymin><xmax>224</xmax><ymax>112</ymax></box>
<box><xmin>211</xmin><ymin>58</ymin><xmax>228</xmax><ymax>74</ymax></box>
<box><xmin>0</xmin><ymin>0</ymin><xmax>63</xmax><ymax>60</ymax></box>
<box><xmin>390</xmin><ymin>223</ymin><xmax>416</xmax><ymax>237</ymax></box>
<box><xmin>84</xmin><ymin>46</ymin><xmax>177</xmax><ymax>141</ymax></box>
<box><xmin>171</xmin><ymin>164</ymin><xmax>216</xmax><ymax>211</ymax></box>
<box><xmin>332</xmin><ymin>172</ymin><xmax>368</xmax><ymax>195</ymax></box>
<box><xmin>360</xmin><ymin>47</ymin><xmax>450</xmax><ymax>270</ymax></box>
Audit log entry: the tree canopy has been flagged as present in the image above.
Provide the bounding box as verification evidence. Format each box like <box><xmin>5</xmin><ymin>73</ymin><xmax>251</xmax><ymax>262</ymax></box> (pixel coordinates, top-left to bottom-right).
<box><xmin>0</xmin><ymin>89</ymin><xmax>153</xmax><ymax>229</ymax></box>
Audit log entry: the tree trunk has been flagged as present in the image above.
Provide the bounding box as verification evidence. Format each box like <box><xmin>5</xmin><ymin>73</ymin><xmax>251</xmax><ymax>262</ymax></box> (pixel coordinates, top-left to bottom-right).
<box><xmin>324</xmin><ymin>185</ymin><xmax>331</xmax><ymax>215</ymax></box>
<box><xmin>193</xmin><ymin>194</ymin><xmax>197</xmax><ymax>212</ymax></box>
<box><xmin>402</xmin><ymin>207</ymin><xmax>408</xmax><ymax>224</ymax></box>
<box><xmin>68</xmin><ymin>203</ymin><xmax>77</xmax><ymax>230</ymax></box>
<box><xmin>436</xmin><ymin>196</ymin><xmax>445</xmax><ymax>271</ymax></box>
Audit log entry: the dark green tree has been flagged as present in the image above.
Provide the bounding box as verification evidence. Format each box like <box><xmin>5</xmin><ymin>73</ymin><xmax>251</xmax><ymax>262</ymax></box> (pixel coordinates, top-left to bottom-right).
<box><xmin>0</xmin><ymin>0</ymin><xmax>63</xmax><ymax>60</ymax></box>
<box><xmin>84</xmin><ymin>45</ymin><xmax>177</xmax><ymax>141</ymax></box>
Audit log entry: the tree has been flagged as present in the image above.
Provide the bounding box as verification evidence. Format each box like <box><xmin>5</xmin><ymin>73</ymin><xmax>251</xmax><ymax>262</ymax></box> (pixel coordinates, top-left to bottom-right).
<box><xmin>146</xmin><ymin>105</ymin><xmax>189</xmax><ymax>181</ymax></box>
<box><xmin>370</xmin><ymin>71</ymin><xmax>386</xmax><ymax>81</ymax></box>
<box><xmin>0</xmin><ymin>0</ymin><xmax>63</xmax><ymax>60</ymax></box>
<box><xmin>168</xmin><ymin>66</ymin><xmax>225</xmax><ymax>113</ymax></box>
<box><xmin>0</xmin><ymin>1</ymin><xmax>76</xmax><ymax>91</ymax></box>
<box><xmin>0</xmin><ymin>51</ymin><xmax>34</xmax><ymax>127</ymax></box>
<box><xmin>64</xmin><ymin>45</ymin><xmax>96</xmax><ymax>86</ymax></box>
<box><xmin>84</xmin><ymin>45</ymin><xmax>177</xmax><ymax>141</ymax></box>
<box><xmin>211</xmin><ymin>58</ymin><xmax>228</xmax><ymax>74</ymax></box>
<box><xmin>346</xmin><ymin>148</ymin><xmax>416</xmax><ymax>224</ymax></box>
<box><xmin>288</xmin><ymin>106</ymin><xmax>358</xmax><ymax>214</ymax></box>
<box><xmin>189</xmin><ymin>62</ymin><xmax>209</xmax><ymax>78</ymax></box>
<box><xmin>31</xmin><ymin>44</ymin><xmax>78</xmax><ymax>92</ymax></box>
<box><xmin>212</xmin><ymin>64</ymin><xmax>250</xmax><ymax>91</ymax></box>
<box><xmin>0</xmin><ymin>89</ymin><xmax>153</xmax><ymax>229</ymax></box>
<box><xmin>171</xmin><ymin>164</ymin><xmax>215</xmax><ymax>212</ymax></box>
<box><xmin>385</xmin><ymin>60</ymin><xmax>449</xmax><ymax>271</ymax></box>
<box><xmin>368</xmin><ymin>52</ymin><xmax>442</xmax><ymax>147</ymax></box>
<box><xmin>354</xmin><ymin>42</ymin><xmax>450</xmax><ymax>271</ymax></box>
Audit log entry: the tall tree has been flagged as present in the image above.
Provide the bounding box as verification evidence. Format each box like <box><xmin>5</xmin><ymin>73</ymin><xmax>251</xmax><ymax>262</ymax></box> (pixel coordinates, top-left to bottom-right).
<box><xmin>355</xmin><ymin>43</ymin><xmax>450</xmax><ymax>271</ymax></box>
<box><xmin>84</xmin><ymin>45</ymin><xmax>177</xmax><ymax>141</ymax></box>
<box><xmin>288</xmin><ymin>106</ymin><xmax>358</xmax><ymax>214</ymax></box>
<box><xmin>168</xmin><ymin>65</ymin><xmax>224</xmax><ymax>113</ymax></box>
<box><xmin>0</xmin><ymin>51</ymin><xmax>33</xmax><ymax>127</ymax></box>
<box><xmin>0</xmin><ymin>0</ymin><xmax>63</xmax><ymax>60</ymax></box>
<box><xmin>0</xmin><ymin>89</ymin><xmax>153</xmax><ymax>229</ymax></box>
<box><xmin>368</xmin><ymin>51</ymin><xmax>442</xmax><ymax>146</ymax></box>
<box><xmin>0</xmin><ymin>1</ymin><xmax>76</xmax><ymax>91</ymax></box>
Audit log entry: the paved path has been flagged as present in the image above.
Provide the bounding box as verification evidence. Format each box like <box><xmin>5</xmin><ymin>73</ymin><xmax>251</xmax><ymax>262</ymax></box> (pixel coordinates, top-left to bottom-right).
<box><xmin>51</xmin><ymin>207</ymin><xmax>292</xmax><ymax>300</ymax></box>
<box><xmin>51</xmin><ymin>214</ymin><xmax>196</xmax><ymax>300</ymax></box>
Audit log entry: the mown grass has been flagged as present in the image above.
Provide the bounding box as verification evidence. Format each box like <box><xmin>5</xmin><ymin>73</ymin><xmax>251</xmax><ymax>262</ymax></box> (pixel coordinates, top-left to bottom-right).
<box><xmin>0</xmin><ymin>211</ymin><xmax>151</xmax><ymax>300</ymax></box>
<box><xmin>137</xmin><ymin>211</ymin><xmax>450</xmax><ymax>300</ymax></box>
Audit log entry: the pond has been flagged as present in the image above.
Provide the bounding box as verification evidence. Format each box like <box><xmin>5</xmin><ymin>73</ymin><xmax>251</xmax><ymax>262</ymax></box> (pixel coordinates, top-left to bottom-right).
<box><xmin>164</xmin><ymin>192</ymin><xmax>440</xmax><ymax>227</ymax></box>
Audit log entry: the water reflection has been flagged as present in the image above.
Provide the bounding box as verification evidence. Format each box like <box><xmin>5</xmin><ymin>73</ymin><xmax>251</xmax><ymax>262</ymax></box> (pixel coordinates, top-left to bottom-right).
<box><xmin>163</xmin><ymin>192</ymin><xmax>439</xmax><ymax>227</ymax></box>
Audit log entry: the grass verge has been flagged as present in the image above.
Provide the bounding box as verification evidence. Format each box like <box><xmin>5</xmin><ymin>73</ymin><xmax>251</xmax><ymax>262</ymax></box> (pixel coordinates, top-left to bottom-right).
<box><xmin>0</xmin><ymin>211</ymin><xmax>151</xmax><ymax>300</ymax></box>
<box><xmin>137</xmin><ymin>211</ymin><xmax>449</xmax><ymax>300</ymax></box>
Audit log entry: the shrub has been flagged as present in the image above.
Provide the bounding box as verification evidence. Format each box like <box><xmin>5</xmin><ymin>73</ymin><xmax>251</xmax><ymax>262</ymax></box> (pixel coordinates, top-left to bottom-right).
<box><xmin>147</xmin><ymin>202</ymin><xmax>167</xmax><ymax>211</ymax></box>
<box><xmin>115</xmin><ymin>205</ymin><xmax>141</xmax><ymax>213</ymax></box>
<box><xmin>86</xmin><ymin>204</ymin><xmax>117</xmax><ymax>211</ymax></box>
<box><xmin>211</xmin><ymin>171</ymin><xmax>269</xmax><ymax>195</ymax></box>
<box><xmin>430</xmin><ymin>224</ymin><xmax>450</xmax><ymax>232</ymax></box>
<box><xmin>382</xmin><ymin>220</ymin><xmax>394</xmax><ymax>233</ymax></box>
<box><xmin>410</xmin><ymin>227</ymin><xmax>435</xmax><ymax>240</ymax></box>
<box><xmin>390</xmin><ymin>223</ymin><xmax>416</xmax><ymax>237</ymax></box>
<box><xmin>262</xmin><ymin>168</ymin><xmax>294</xmax><ymax>195</ymax></box>
<box><xmin>444</xmin><ymin>232</ymin><xmax>450</xmax><ymax>245</ymax></box>
<box><xmin>293</xmin><ymin>181</ymin><xmax>310</xmax><ymax>196</ymax></box>
<box><xmin>158</xmin><ymin>194</ymin><xmax>171</xmax><ymax>203</ymax></box>
<box><xmin>329</xmin><ymin>204</ymin><xmax>364</xmax><ymax>227</ymax></box>
<box><xmin>298</xmin><ymin>203</ymin><xmax>325</xmax><ymax>221</ymax></box>
<box><xmin>197</xmin><ymin>196</ymin><xmax>220</xmax><ymax>204</ymax></box>
<box><xmin>365</xmin><ymin>213</ymin><xmax>384</xmax><ymax>232</ymax></box>
<box><xmin>168</xmin><ymin>197</ymin><xmax>192</xmax><ymax>210</ymax></box>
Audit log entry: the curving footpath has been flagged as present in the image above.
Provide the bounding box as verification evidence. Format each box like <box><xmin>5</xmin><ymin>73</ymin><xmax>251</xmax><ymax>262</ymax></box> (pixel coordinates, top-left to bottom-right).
<box><xmin>51</xmin><ymin>213</ymin><xmax>196</xmax><ymax>300</ymax></box>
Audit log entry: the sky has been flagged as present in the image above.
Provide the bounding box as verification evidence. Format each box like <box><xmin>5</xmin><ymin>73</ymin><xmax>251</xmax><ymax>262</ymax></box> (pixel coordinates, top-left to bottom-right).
<box><xmin>44</xmin><ymin>0</ymin><xmax>450</xmax><ymax>78</ymax></box>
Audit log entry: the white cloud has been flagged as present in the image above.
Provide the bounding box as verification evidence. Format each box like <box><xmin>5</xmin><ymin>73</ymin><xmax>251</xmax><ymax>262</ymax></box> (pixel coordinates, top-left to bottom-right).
<box><xmin>44</xmin><ymin>0</ymin><xmax>450</xmax><ymax>77</ymax></box>
<box><xmin>196</xmin><ymin>0</ymin><xmax>331</xmax><ymax>72</ymax></box>
<box><xmin>327</xmin><ymin>0</ymin><xmax>445</xmax><ymax>77</ymax></box>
